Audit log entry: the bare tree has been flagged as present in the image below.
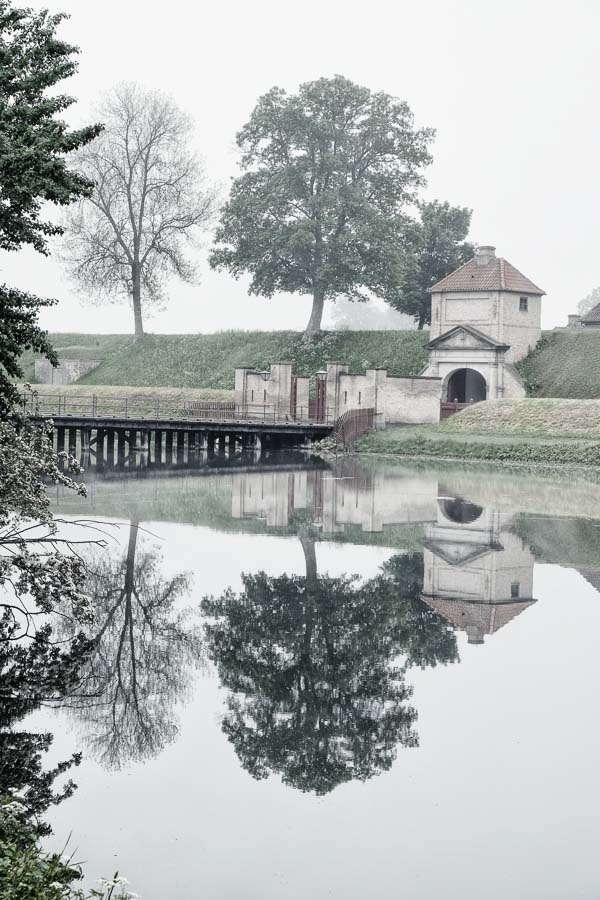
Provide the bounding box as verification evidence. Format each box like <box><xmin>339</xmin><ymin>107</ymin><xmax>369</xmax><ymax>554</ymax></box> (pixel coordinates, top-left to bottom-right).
<box><xmin>62</xmin><ymin>82</ymin><xmax>217</xmax><ymax>340</ymax></box>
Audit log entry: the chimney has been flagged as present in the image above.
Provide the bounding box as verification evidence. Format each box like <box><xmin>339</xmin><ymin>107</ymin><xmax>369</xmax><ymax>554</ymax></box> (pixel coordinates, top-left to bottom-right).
<box><xmin>474</xmin><ymin>245</ymin><xmax>496</xmax><ymax>267</ymax></box>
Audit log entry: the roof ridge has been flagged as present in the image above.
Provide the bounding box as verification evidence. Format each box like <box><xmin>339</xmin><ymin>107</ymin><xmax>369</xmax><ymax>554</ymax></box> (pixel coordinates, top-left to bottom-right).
<box><xmin>429</xmin><ymin>254</ymin><xmax>545</xmax><ymax>295</ymax></box>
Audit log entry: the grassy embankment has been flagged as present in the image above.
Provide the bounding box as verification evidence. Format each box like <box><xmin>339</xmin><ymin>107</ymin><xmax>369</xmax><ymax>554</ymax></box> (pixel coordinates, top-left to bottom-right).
<box><xmin>517</xmin><ymin>329</ymin><xmax>600</xmax><ymax>397</ymax></box>
<box><xmin>357</xmin><ymin>399</ymin><xmax>600</xmax><ymax>467</ymax></box>
<box><xmin>20</xmin><ymin>330</ymin><xmax>430</xmax><ymax>389</ymax></box>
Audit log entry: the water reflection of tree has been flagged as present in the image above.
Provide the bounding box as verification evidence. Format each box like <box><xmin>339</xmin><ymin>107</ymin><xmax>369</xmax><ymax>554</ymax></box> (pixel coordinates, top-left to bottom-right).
<box><xmin>0</xmin><ymin>615</ymin><xmax>90</xmax><ymax>834</ymax></box>
<box><xmin>63</xmin><ymin>520</ymin><xmax>202</xmax><ymax>768</ymax></box>
<box><xmin>203</xmin><ymin>534</ymin><xmax>458</xmax><ymax>795</ymax></box>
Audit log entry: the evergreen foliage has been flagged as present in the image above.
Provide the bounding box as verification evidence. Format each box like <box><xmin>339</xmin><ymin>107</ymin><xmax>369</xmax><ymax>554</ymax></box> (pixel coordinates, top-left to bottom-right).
<box><xmin>0</xmin><ymin>0</ymin><xmax>101</xmax><ymax>411</ymax></box>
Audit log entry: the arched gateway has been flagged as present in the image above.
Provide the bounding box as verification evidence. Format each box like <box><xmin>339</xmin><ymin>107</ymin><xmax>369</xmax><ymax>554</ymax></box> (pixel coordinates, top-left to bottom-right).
<box><xmin>445</xmin><ymin>368</ymin><xmax>487</xmax><ymax>404</ymax></box>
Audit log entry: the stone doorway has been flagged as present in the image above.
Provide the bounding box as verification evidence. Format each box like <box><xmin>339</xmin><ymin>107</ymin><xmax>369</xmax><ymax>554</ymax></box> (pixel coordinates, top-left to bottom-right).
<box><xmin>445</xmin><ymin>368</ymin><xmax>487</xmax><ymax>404</ymax></box>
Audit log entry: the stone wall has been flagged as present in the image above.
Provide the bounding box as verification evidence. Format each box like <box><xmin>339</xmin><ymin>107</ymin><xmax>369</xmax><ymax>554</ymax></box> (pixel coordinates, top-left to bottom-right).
<box><xmin>34</xmin><ymin>358</ymin><xmax>102</xmax><ymax>385</ymax></box>
<box><xmin>236</xmin><ymin>361</ymin><xmax>442</xmax><ymax>425</ymax></box>
<box><xmin>234</xmin><ymin>363</ymin><xmax>294</xmax><ymax>416</ymax></box>
<box><xmin>333</xmin><ymin>364</ymin><xmax>441</xmax><ymax>425</ymax></box>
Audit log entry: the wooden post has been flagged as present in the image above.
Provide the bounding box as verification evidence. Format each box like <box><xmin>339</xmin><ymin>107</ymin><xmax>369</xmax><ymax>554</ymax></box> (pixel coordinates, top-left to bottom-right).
<box><xmin>107</xmin><ymin>430</ymin><xmax>115</xmax><ymax>466</ymax></box>
<box><xmin>56</xmin><ymin>426</ymin><xmax>65</xmax><ymax>458</ymax></box>
<box><xmin>68</xmin><ymin>428</ymin><xmax>77</xmax><ymax>457</ymax></box>
<box><xmin>117</xmin><ymin>430</ymin><xmax>126</xmax><ymax>465</ymax></box>
<box><xmin>96</xmin><ymin>428</ymin><xmax>105</xmax><ymax>465</ymax></box>
<box><xmin>166</xmin><ymin>430</ymin><xmax>173</xmax><ymax>464</ymax></box>
<box><xmin>176</xmin><ymin>432</ymin><xmax>185</xmax><ymax>464</ymax></box>
<box><xmin>217</xmin><ymin>434</ymin><xmax>226</xmax><ymax>454</ymax></box>
<box><xmin>154</xmin><ymin>429</ymin><xmax>162</xmax><ymax>464</ymax></box>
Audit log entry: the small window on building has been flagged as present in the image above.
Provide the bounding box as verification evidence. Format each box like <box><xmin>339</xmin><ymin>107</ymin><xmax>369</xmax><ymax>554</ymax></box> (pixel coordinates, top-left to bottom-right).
<box><xmin>519</xmin><ymin>297</ymin><xmax>528</xmax><ymax>312</ymax></box>
<box><xmin>511</xmin><ymin>582</ymin><xmax>520</xmax><ymax>599</ymax></box>
<box><xmin>344</xmin><ymin>391</ymin><xmax>348</xmax><ymax>404</ymax></box>
<box><xmin>358</xmin><ymin>391</ymin><xmax>362</xmax><ymax>405</ymax></box>
<box><xmin>263</xmin><ymin>389</ymin><xmax>267</xmax><ymax>403</ymax></box>
<box><xmin>251</xmin><ymin>389</ymin><xmax>254</xmax><ymax>402</ymax></box>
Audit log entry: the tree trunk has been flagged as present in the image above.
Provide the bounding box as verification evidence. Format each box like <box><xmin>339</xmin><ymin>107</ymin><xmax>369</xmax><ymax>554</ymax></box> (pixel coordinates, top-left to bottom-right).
<box><xmin>303</xmin><ymin>290</ymin><xmax>325</xmax><ymax>340</ymax></box>
<box><xmin>299</xmin><ymin>533</ymin><xmax>318</xmax><ymax>585</ymax></box>
<box><xmin>132</xmin><ymin>263</ymin><xmax>144</xmax><ymax>341</ymax></box>
<box><xmin>124</xmin><ymin>519</ymin><xmax>139</xmax><ymax>598</ymax></box>
<box><xmin>417</xmin><ymin>312</ymin><xmax>426</xmax><ymax>330</ymax></box>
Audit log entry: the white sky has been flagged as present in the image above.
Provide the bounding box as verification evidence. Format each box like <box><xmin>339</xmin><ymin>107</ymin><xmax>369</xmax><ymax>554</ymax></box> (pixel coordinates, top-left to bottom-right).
<box><xmin>1</xmin><ymin>0</ymin><xmax>598</xmax><ymax>334</ymax></box>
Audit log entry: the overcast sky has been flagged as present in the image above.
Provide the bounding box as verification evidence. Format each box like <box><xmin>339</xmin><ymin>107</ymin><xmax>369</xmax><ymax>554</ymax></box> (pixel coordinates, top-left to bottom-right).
<box><xmin>2</xmin><ymin>0</ymin><xmax>598</xmax><ymax>333</ymax></box>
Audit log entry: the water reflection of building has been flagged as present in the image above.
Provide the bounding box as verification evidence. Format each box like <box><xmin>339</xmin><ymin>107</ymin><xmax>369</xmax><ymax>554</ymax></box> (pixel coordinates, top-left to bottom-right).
<box><xmin>231</xmin><ymin>466</ymin><xmax>438</xmax><ymax>534</ymax></box>
<box><xmin>421</xmin><ymin>492</ymin><xmax>537</xmax><ymax>644</ymax></box>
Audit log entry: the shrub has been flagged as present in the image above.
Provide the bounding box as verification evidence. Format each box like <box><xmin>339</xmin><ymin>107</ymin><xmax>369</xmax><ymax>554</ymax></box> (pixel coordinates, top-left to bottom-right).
<box><xmin>0</xmin><ymin>800</ymin><xmax>138</xmax><ymax>900</ymax></box>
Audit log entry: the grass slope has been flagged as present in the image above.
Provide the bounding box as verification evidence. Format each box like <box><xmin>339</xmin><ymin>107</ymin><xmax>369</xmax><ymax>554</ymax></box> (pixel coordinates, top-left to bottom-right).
<box><xmin>437</xmin><ymin>398</ymin><xmax>600</xmax><ymax>437</ymax></box>
<box><xmin>518</xmin><ymin>329</ymin><xmax>600</xmax><ymax>398</ymax></box>
<box><xmin>21</xmin><ymin>330</ymin><xmax>430</xmax><ymax>389</ymax></box>
<box><xmin>358</xmin><ymin>398</ymin><xmax>600</xmax><ymax>467</ymax></box>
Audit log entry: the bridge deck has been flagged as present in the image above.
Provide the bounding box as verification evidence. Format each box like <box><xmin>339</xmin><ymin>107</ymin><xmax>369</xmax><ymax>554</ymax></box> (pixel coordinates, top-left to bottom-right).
<box><xmin>32</xmin><ymin>413</ymin><xmax>332</xmax><ymax>436</ymax></box>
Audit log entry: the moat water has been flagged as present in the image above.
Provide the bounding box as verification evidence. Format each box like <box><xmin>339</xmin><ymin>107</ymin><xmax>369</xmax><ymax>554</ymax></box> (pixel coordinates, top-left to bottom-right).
<box><xmin>22</xmin><ymin>455</ymin><xmax>600</xmax><ymax>898</ymax></box>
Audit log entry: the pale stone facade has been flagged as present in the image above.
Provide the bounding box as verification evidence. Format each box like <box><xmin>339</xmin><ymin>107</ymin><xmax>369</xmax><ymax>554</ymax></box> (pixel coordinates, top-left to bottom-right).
<box><xmin>329</xmin><ymin>363</ymin><xmax>441</xmax><ymax>425</ymax></box>
<box><xmin>422</xmin><ymin>246</ymin><xmax>544</xmax><ymax>403</ymax></box>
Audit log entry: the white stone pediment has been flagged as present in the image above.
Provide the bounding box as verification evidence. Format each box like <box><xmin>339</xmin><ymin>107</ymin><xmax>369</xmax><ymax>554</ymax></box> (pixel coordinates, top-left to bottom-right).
<box><xmin>423</xmin><ymin>539</ymin><xmax>499</xmax><ymax>566</ymax></box>
<box><xmin>427</xmin><ymin>325</ymin><xmax>508</xmax><ymax>353</ymax></box>
<box><xmin>442</xmin><ymin>331</ymin><xmax>490</xmax><ymax>350</ymax></box>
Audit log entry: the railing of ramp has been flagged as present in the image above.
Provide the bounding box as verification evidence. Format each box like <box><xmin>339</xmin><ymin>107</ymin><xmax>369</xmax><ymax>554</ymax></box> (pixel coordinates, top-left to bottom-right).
<box><xmin>333</xmin><ymin>408</ymin><xmax>376</xmax><ymax>449</ymax></box>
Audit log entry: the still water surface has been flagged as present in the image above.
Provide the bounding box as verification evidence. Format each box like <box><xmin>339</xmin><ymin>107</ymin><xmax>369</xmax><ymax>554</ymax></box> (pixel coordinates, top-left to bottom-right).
<box><xmin>26</xmin><ymin>456</ymin><xmax>600</xmax><ymax>898</ymax></box>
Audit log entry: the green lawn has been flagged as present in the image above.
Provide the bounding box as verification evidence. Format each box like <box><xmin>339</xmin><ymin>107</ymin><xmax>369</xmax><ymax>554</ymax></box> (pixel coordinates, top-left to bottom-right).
<box><xmin>20</xmin><ymin>330</ymin><xmax>430</xmax><ymax>389</ymax></box>
<box><xmin>358</xmin><ymin>398</ymin><xmax>600</xmax><ymax>467</ymax></box>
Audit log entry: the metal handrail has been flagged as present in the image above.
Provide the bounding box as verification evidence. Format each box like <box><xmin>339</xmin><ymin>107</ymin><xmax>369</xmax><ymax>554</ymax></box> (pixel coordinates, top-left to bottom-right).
<box><xmin>21</xmin><ymin>392</ymin><xmax>338</xmax><ymax>425</ymax></box>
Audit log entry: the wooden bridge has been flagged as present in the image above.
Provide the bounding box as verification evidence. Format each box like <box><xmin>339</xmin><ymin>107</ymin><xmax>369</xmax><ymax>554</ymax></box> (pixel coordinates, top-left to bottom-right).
<box><xmin>23</xmin><ymin>392</ymin><xmax>378</xmax><ymax>468</ymax></box>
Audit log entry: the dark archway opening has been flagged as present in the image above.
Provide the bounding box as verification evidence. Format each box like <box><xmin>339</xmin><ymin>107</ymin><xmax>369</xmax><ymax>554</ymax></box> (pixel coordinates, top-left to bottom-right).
<box><xmin>439</xmin><ymin>496</ymin><xmax>484</xmax><ymax>525</ymax></box>
<box><xmin>446</xmin><ymin>368</ymin><xmax>487</xmax><ymax>404</ymax></box>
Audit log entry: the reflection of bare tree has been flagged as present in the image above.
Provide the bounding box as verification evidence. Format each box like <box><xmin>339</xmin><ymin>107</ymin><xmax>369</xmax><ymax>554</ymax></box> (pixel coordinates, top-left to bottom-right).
<box><xmin>63</xmin><ymin>520</ymin><xmax>203</xmax><ymax>768</ymax></box>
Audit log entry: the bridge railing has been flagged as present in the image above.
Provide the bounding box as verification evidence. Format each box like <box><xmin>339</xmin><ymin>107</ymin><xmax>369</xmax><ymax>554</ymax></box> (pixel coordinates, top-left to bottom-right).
<box><xmin>20</xmin><ymin>392</ymin><xmax>338</xmax><ymax>425</ymax></box>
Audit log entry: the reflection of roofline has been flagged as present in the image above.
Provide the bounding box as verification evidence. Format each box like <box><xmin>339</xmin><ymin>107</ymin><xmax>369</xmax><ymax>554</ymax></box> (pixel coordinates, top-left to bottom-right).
<box><xmin>423</xmin><ymin>539</ymin><xmax>504</xmax><ymax>566</ymax></box>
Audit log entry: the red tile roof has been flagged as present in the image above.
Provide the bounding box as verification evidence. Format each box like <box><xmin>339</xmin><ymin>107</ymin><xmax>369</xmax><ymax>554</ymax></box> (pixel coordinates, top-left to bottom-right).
<box><xmin>581</xmin><ymin>301</ymin><xmax>600</xmax><ymax>323</ymax></box>
<box><xmin>429</xmin><ymin>256</ymin><xmax>545</xmax><ymax>295</ymax></box>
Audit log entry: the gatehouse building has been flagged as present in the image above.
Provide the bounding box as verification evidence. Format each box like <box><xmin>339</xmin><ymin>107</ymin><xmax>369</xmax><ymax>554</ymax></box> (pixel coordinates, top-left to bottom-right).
<box><xmin>421</xmin><ymin>245</ymin><xmax>544</xmax><ymax>405</ymax></box>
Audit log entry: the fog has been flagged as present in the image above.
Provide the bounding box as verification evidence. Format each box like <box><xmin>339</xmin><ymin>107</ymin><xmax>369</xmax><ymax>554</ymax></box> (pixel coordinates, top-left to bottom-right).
<box><xmin>1</xmin><ymin>0</ymin><xmax>597</xmax><ymax>333</ymax></box>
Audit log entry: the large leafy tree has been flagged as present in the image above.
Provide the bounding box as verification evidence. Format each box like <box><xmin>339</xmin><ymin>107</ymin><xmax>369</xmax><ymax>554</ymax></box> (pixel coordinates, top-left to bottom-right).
<box><xmin>392</xmin><ymin>200</ymin><xmax>474</xmax><ymax>328</ymax></box>
<box><xmin>62</xmin><ymin>82</ymin><xmax>217</xmax><ymax>340</ymax></box>
<box><xmin>210</xmin><ymin>75</ymin><xmax>434</xmax><ymax>338</ymax></box>
<box><xmin>0</xmin><ymin>0</ymin><xmax>101</xmax><ymax>411</ymax></box>
<box><xmin>203</xmin><ymin>538</ymin><xmax>457</xmax><ymax>794</ymax></box>
<box><xmin>578</xmin><ymin>286</ymin><xmax>600</xmax><ymax>316</ymax></box>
